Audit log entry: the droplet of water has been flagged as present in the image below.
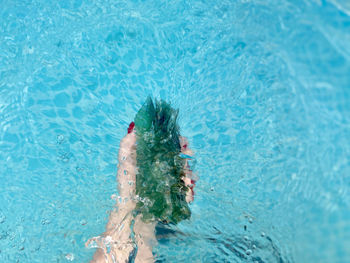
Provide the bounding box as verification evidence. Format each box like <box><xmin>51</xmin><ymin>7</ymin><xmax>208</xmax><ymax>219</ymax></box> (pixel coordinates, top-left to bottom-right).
<box><xmin>80</xmin><ymin>219</ymin><xmax>87</xmax><ymax>226</ymax></box>
<box><xmin>245</xmin><ymin>249</ymin><xmax>252</xmax><ymax>255</ymax></box>
<box><xmin>248</xmin><ymin>217</ymin><xmax>253</xmax><ymax>223</ymax></box>
<box><xmin>252</xmin><ymin>244</ymin><xmax>256</xmax><ymax>249</ymax></box>
<box><xmin>86</xmin><ymin>149</ymin><xmax>91</xmax><ymax>154</ymax></box>
<box><xmin>124</xmin><ymin>170</ymin><xmax>128</xmax><ymax>175</ymax></box>
<box><xmin>210</xmin><ymin>187</ymin><xmax>214</xmax><ymax>191</ymax></box>
<box><xmin>244</xmin><ymin>235</ymin><xmax>249</xmax><ymax>241</ymax></box>
<box><xmin>261</xmin><ymin>231</ymin><xmax>266</xmax><ymax>237</ymax></box>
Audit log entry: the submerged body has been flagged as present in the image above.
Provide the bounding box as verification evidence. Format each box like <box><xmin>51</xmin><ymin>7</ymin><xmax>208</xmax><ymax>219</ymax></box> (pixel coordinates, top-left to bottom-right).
<box><xmin>86</xmin><ymin>98</ymin><xmax>196</xmax><ymax>262</ymax></box>
<box><xmin>134</xmin><ymin>97</ymin><xmax>192</xmax><ymax>224</ymax></box>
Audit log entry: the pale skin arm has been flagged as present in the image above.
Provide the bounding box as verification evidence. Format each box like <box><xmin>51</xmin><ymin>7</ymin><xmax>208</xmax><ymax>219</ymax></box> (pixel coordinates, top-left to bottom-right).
<box><xmin>87</xmin><ymin>131</ymin><xmax>137</xmax><ymax>263</ymax></box>
<box><xmin>87</xmin><ymin>130</ymin><xmax>195</xmax><ymax>263</ymax></box>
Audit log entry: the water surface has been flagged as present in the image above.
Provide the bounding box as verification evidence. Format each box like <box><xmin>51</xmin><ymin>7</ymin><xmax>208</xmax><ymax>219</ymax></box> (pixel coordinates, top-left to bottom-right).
<box><xmin>1</xmin><ymin>0</ymin><xmax>350</xmax><ymax>262</ymax></box>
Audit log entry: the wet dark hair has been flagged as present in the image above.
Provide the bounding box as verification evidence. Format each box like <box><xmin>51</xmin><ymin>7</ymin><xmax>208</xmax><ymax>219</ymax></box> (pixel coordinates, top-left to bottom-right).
<box><xmin>134</xmin><ymin>96</ymin><xmax>191</xmax><ymax>224</ymax></box>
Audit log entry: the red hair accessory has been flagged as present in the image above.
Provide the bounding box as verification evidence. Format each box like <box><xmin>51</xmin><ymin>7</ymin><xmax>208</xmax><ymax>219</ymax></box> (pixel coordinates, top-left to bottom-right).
<box><xmin>127</xmin><ymin>122</ymin><xmax>135</xmax><ymax>134</ymax></box>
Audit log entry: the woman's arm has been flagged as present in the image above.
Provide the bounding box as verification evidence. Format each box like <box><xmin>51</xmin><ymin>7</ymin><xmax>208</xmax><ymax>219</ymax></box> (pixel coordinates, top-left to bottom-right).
<box><xmin>87</xmin><ymin>130</ymin><xmax>137</xmax><ymax>263</ymax></box>
<box><xmin>103</xmin><ymin>131</ymin><xmax>137</xmax><ymax>233</ymax></box>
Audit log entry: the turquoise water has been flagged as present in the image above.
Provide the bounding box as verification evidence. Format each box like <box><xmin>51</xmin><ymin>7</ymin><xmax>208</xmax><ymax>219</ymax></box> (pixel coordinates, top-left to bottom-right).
<box><xmin>1</xmin><ymin>0</ymin><xmax>350</xmax><ymax>262</ymax></box>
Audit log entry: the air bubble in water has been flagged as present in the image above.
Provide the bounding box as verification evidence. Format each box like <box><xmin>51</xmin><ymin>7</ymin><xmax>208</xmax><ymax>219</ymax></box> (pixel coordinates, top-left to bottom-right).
<box><xmin>261</xmin><ymin>231</ymin><xmax>266</xmax><ymax>237</ymax></box>
<box><xmin>57</xmin><ymin>135</ymin><xmax>64</xmax><ymax>144</ymax></box>
<box><xmin>76</xmin><ymin>166</ymin><xmax>84</xmax><ymax>172</ymax></box>
<box><xmin>65</xmin><ymin>253</ymin><xmax>74</xmax><ymax>261</ymax></box>
<box><xmin>0</xmin><ymin>213</ymin><xmax>5</xmax><ymax>224</ymax></box>
<box><xmin>41</xmin><ymin>219</ymin><xmax>51</xmax><ymax>225</ymax></box>
<box><xmin>124</xmin><ymin>170</ymin><xmax>128</xmax><ymax>175</ymax></box>
<box><xmin>0</xmin><ymin>231</ymin><xmax>7</xmax><ymax>239</ymax></box>
<box><xmin>245</xmin><ymin>249</ymin><xmax>252</xmax><ymax>255</ymax></box>
<box><xmin>80</xmin><ymin>219</ymin><xmax>87</xmax><ymax>226</ymax></box>
<box><xmin>34</xmin><ymin>243</ymin><xmax>41</xmax><ymax>251</ymax></box>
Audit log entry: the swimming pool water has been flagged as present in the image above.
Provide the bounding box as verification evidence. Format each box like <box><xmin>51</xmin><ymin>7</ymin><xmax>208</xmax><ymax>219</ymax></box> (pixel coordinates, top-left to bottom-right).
<box><xmin>1</xmin><ymin>0</ymin><xmax>350</xmax><ymax>262</ymax></box>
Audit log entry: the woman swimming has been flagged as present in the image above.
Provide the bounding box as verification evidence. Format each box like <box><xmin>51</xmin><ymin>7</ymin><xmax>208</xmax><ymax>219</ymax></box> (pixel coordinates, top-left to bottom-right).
<box><xmin>86</xmin><ymin>97</ymin><xmax>196</xmax><ymax>262</ymax></box>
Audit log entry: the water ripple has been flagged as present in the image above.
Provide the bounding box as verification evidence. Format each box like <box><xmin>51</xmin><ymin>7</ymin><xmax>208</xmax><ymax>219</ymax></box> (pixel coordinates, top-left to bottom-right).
<box><xmin>1</xmin><ymin>0</ymin><xmax>350</xmax><ymax>262</ymax></box>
